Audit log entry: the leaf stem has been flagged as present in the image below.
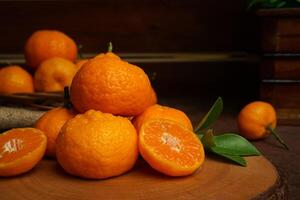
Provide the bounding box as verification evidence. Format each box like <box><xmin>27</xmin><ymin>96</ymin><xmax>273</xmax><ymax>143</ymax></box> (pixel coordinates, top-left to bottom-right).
<box><xmin>266</xmin><ymin>126</ymin><xmax>289</xmax><ymax>150</ymax></box>
<box><xmin>63</xmin><ymin>87</ymin><xmax>72</xmax><ymax>109</ymax></box>
<box><xmin>77</xmin><ymin>44</ymin><xmax>83</xmax><ymax>59</ymax></box>
<box><xmin>108</xmin><ymin>42</ymin><xmax>113</xmax><ymax>52</ymax></box>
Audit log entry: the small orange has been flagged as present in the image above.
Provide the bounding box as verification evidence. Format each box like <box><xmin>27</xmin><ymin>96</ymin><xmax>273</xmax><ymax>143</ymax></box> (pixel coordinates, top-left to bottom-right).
<box><xmin>56</xmin><ymin>110</ymin><xmax>138</xmax><ymax>179</ymax></box>
<box><xmin>237</xmin><ymin>101</ymin><xmax>276</xmax><ymax>140</ymax></box>
<box><xmin>34</xmin><ymin>57</ymin><xmax>77</xmax><ymax>92</ymax></box>
<box><xmin>238</xmin><ymin>101</ymin><xmax>289</xmax><ymax>149</ymax></box>
<box><xmin>139</xmin><ymin>119</ymin><xmax>204</xmax><ymax>176</ymax></box>
<box><xmin>0</xmin><ymin>65</ymin><xmax>34</xmax><ymax>94</ymax></box>
<box><xmin>133</xmin><ymin>104</ymin><xmax>193</xmax><ymax>132</ymax></box>
<box><xmin>34</xmin><ymin>107</ymin><xmax>75</xmax><ymax>157</ymax></box>
<box><xmin>25</xmin><ymin>30</ymin><xmax>78</xmax><ymax>69</ymax></box>
<box><xmin>70</xmin><ymin>51</ymin><xmax>156</xmax><ymax>116</ymax></box>
<box><xmin>0</xmin><ymin>128</ymin><xmax>47</xmax><ymax>177</ymax></box>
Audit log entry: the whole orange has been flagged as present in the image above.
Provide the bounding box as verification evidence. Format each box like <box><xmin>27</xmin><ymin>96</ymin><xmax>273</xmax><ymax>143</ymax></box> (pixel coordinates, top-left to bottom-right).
<box><xmin>34</xmin><ymin>57</ymin><xmax>77</xmax><ymax>92</ymax></box>
<box><xmin>0</xmin><ymin>65</ymin><xmax>34</xmax><ymax>94</ymax></box>
<box><xmin>237</xmin><ymin>101</ymin><xmax>276</xmax><ymax>140</ymax></box>
<box><xmin>25</xmin><ymin>30</ymin><xmax>77</xmax><ymax>69</ymax></box>
<box><xmin>70</xmin><ymin>53</ymin><xmax>156</xmax><ymax>116</ymax></box>
<box><xmin>133</xmin><ymin>104</ymin><xmax>193</xmax><ymax>132</ymax></box>
<box><xmin>0</xmin><ymin>128</ymin><xmax>46</xmax><ymax>176</ymax></box>
<box><xmin>238</xmin><ymin>101</ymin><xmax>289</xmax><ymax>149</ymax></box>
<box><xmin>34</xmin><ymin>107</ymin><xmax>75</xmax><ymax>157</ymax></box>
<box><xmin>56</xmin><ymin>110</ymin><xmax>138</xmax><ymax>179</ymax></box>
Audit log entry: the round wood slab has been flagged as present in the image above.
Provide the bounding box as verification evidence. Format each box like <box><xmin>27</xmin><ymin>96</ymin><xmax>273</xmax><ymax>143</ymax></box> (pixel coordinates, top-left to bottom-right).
<box><xmin>0</xmin><ymin>156</ymin><xmax>281</xmax><ymax>200</ymax></box>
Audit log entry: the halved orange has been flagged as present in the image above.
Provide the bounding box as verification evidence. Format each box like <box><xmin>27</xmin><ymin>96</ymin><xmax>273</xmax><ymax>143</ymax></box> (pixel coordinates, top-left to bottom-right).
<box><xmin>0</xmin><ymin>128</ymin><xmax>47</xmax><ymax>177</ymax></box>
<box><xmin>139</xmin><ymin>119</ymin><xmax>205</xmax><ymax>176</ymax></box>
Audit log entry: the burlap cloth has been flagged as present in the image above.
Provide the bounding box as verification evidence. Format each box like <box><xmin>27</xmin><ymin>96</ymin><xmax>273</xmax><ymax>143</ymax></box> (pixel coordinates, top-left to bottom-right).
<box><xmin>0</xmin><ymin>106</ymin><xmax>45</xmax><ymax>131</ymax></box>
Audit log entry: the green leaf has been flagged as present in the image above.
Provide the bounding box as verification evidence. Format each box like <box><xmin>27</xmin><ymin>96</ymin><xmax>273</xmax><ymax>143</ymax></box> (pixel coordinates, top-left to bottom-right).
<box><xmin>194</xmin><ymin>97</ymin><xmax>223</xmax><ymax>134</ymax></box>
<box><xmin>200</xmin><ymin>129</ymin><xmax>215</xmax><ymax>148</ymax></box>
<box><xmin>214</xmin><ymin>133</ymin><xmax>261</xmax><ymax>156</ymax></box>
<box><xmin>211</xmin><ymin>146</ymin><xmax>247</xmax><ymax>167</ymax></box>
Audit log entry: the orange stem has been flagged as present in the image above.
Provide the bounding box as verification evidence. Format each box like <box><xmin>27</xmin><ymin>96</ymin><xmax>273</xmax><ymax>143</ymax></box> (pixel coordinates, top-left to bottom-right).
<box><xmin>267</xmin><ymin>126</ymin><xmax>289</xmax><ymax>150</ymax></box>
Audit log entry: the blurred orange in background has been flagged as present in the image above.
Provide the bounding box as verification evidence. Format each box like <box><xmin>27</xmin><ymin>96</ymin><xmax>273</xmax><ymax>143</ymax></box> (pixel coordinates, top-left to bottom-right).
<box><xmin>34</xmin><ymin>57</ymin><xmax>77</xmax><ymax>92</ymax></box>
<box><xmin>0</xmin><ymin>65</ymin><xmax>34</xmax><ymax>94</ymax></box>
<box><xmin>24</xmin><ymin>30</ymin><xmax>78</xmax><ymax>69</ymax></box>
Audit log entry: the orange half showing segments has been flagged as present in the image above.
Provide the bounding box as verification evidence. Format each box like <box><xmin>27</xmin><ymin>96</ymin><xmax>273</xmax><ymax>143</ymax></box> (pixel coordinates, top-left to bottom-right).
<box><xmin>139</xmin><ymin>119</ymin><xmax>205</xmax><ymax>176</ymax></box>
<box><xmin>0</xmin><ymin>128</ymin><xmax>47</xmax><ymax>177</ymax></box>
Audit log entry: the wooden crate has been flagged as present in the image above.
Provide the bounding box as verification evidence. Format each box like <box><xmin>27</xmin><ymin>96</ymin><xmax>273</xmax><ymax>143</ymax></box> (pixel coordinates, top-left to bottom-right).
<box><xmin>258</xmin><ymin>8</ymin><xmax>300</xmax><ymax>125</ymax></box>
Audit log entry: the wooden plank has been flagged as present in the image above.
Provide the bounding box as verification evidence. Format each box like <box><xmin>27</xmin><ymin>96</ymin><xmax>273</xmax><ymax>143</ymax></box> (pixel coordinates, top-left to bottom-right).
<box><xmin>0</xmin><ymin>156</ymin><xmax>282</xmax><ymax>200</ymax></box>
<box><xmin>0</xmin><ymin>52</ymin><xmax>259</xmax><ymax>65</ymax></box>
<box><xmin>261</xmin><ymin>18</ymin><xmax>300</xmax><ymax>52</ymax></box>
<box><xmin>260</xmin><ymin>59</ymin><xmax>300</xmax><ymax>79</ymax></box>
<box><xmin>257</xmin><ymin>8</ymin><xmax>300</xmax><ymax>17</ymax></box>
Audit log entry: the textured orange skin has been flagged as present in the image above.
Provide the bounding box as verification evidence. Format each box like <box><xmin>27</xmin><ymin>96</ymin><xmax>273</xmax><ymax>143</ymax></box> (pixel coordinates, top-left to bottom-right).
<box><xmin>25</xmin><ymin>30</ymin><xmax>77</xmax><ymax>69</ymax></box>
<box><xmin>139</xmin><ymin>119</ymin><xmax>205</xmax><ymax>176</ymax></box>
<box><xmin>237</xmin><ymin>101</ymin><xmax>277</xmax><ymax>140</ymax></box>
<box><xmin>0</xmin><ymin>65</ymin><xmax>34</xmax><ymax>94</ymax></box>
<box><xmin>70</xmin><ymin>54</ymin><xmax>156</xmax><ymax>116</ymax></box>
<box><xmin>34</xmin><ymin>57</ymin><xmax>77</xmax><ymax>92</ymax></box>
<box><xmin>133</xmin><ymin>104</ymin><xmax>193</xmax><ymax>132</ymax></box>
<box><xmin>0</xmin><ymin>128</ymin><xmax>47</xmax><ymax>177</ymax></box>
<box><xmin>34</xmin><ymin>107</ymin><xmax>75</xmax><ymax>157</ymax></box>
<box><xmin>56</xmin><ymin>110</ymin><xmax>138</xmax><ymax>179</ymax></box>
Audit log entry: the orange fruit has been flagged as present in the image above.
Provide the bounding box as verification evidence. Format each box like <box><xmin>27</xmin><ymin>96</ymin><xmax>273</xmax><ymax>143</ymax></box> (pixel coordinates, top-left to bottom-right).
<box><xmin>133</xmin><ymin>104</ymin><xmax>193</xmax><ymax>132</ymax></box>
<box><xmin>139</xmin><ymin>119</ymin><xmax>204</xmax><ymax>176</ymax></box>
<box><xmin>34</xmin><ymin>107</ymin><xmax>75</xmax><ymax>157</ymax></box>
<box><xmin>56</xmin><ymin>110</ymin><xmax>138</xmax><ymax>179</ymax></box>
<box><xmin>238</xmin><ymin>101</ymin><xmax>289</xmax><ymax>149</ymax></box>
<box><xmin>0</xmin><ymin>128</ymin><xmax>47</xmax><ymax>177</ymax></box>
<box><xmin>70</xmin><ymin>52</ymin><xmax>156</xmax><ymax>116</ymax></box>
<box><xmin>237</xmin><ymin>101</ymin><xmax>277</xmax><ymax>140</ymax></box>
<box><xmin>34</xmin><ymin>57</ymin><xmax>77</xmax><ymax>92</ymax></box>
<box><xmin>0</xmin><ymin>65</ymin><xmax>34</xmax><ymax>94</ymax></box>
<box><xmin>25</xmin><ymin>30</ymin><xmax>78</xmax><ymax>69</ymax></box>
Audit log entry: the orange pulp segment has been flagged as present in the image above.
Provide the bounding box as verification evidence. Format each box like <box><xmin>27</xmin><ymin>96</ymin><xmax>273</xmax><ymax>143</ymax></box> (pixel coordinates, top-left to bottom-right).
<box><xmin>0</xmin><ymin>128</ymin><xmax>46</xmax><ymax>176</ymax></box>
<box><xmin>139</xmin><ymin>119</ymin><xmax>205</xmax><ymax>176</ymax></box>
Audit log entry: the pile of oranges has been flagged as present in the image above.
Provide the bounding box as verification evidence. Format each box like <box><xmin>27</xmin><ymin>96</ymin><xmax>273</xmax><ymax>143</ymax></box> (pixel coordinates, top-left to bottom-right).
<box><xmin>0</xmin><ymin>30</ymin><xmax>205</xmax><ymax>179</ymax></box>
<box><xmin>0</xmin><ymin>30</ymin><xmax>80</xmax><ymax>94</ymax></box>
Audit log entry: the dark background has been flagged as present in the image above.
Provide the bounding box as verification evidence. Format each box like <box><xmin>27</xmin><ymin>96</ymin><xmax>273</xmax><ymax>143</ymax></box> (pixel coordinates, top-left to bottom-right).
<box><xmin>0</xmin><ymin>0</ymin><xmax>260</xmax><ymax>105</ymax></box>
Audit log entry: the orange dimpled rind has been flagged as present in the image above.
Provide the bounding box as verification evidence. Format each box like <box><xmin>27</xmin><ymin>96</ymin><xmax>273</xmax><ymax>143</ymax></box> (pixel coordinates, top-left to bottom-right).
<box><xmin>237</xmin><ymin>101</ymin><xmax>277</xmax><ymax>140</ymax></box>
<box><xmin>56</xmin><ymin>110</ymin><xmax>138</xmax><ymax>179</ymax></box>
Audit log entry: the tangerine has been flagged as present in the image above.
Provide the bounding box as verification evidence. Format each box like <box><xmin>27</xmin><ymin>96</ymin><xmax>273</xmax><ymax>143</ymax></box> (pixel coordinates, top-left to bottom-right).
<box><xmin>56</xmin><ymin>110</ymin><xmax>138</xmax><ymax>179</ymax></box>
<box><xmin>0</xmin><ymin>128</ymin><xmax>46</xmax><ymax>176</ymax></box>
<box><xmin>34</xmin><ymin>57</ymin><xmax>77</xmax><ymax>92</ymax></box>
<box><xmin>70</xmin><ymin>52</ymin><xmax>156</xmax><ymax>116</ymax></box>
<box><xmin>133</xmin><ymin>104</ymin><xmax>193</xmax><ymax>132</ymax></box>
<box><xmin>139</xmin><ymin>119</ymin><xmax>205</xmax><ymax>176</ymax></box>
<box><xmin>0</xmin><ymin>65</ymin><xmax>34</xmax><ymax>94</ymax></box>
<box><xmin>238</xmin><ymin>101</ymin><xmax>289</xmax><ymax>149</ymax></box>
<box><xmin>34</xmin><ymin>107</ymin><xmax>75</xmax><ymax>157</ymax></box>
<box><xmin>25</xmin><ymin>30</ymin><xmax>77</xmax><ymax>69</ymax></box>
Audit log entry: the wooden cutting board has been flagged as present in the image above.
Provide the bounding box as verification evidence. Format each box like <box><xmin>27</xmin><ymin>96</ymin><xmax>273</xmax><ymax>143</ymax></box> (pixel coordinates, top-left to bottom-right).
<box><xmin>0</xmin><ymin>156</ymin><xmax>282</xmax><ymax>200</ymax></box>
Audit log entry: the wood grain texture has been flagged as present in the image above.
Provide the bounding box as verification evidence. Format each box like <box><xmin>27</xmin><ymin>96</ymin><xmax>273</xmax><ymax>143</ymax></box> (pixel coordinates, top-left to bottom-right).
<box><xmin>260</xmin><ymin>83</ymin><xmax>300</xmax><ymax>109</ymax></box>
<box><xmin>261</xmin><ymin>18</ymin><xmax>300</xmax><ymax>52</ymax></box>
<box><xmin>0</xmin><ymin>156</ymin><xmax>280</xmax><ymax>200</ymax></box>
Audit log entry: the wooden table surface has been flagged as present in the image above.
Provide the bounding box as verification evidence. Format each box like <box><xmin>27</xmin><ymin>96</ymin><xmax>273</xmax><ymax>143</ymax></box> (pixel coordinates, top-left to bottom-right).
<box><xmin>0</xmin><ymin>97</ymin><xmax>299</xmax><ymax>199</ymax></box>
<box><xmin>162</xmin><ymin>97</ymin><xmax>300</xmax><ymax>200</ymax></box>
